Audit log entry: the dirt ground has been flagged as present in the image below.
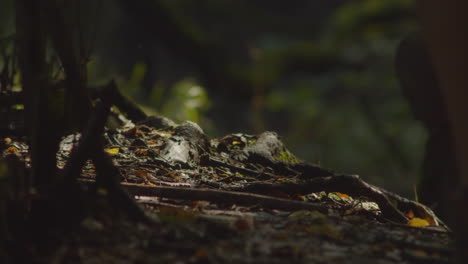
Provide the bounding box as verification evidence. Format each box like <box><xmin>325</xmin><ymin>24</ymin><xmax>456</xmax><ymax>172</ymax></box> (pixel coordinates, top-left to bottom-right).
<box><xmin>1</xmin><ymin>116</ymin><xmax>453</xmax><ymax>263</ymax></box>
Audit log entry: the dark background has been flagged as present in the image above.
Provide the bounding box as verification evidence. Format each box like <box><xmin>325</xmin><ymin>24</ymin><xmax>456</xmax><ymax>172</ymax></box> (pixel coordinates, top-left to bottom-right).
<box><xmin>0</xmin><ymin>0</ymin><xmax>421</xmax><ymax>197</ymax></box>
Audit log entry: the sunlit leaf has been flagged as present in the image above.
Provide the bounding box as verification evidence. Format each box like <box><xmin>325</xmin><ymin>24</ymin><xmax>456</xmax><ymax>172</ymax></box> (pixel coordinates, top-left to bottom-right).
<box><xmin>6</xmin><ymin>146</ymin><xmax>18</xmax><ymax>154</ymax></box>
<box><xmin>105</xmin><ymin>148</ymin><xmax>119</xmax><ymax>155</ymax></box>
<box><xmin>328</xmin><ymin>192</ymin><xmax>352</xmax><ymax>203</ymax></box>
<box><xmin>335</xmin><ymin>192</ymin><xmax>350</xmax><ymax>199</ymax></box>
<box><xmin>407</xmin><ymin>217</ymin><xmax>430</xmax><ymax>227</ymax></box>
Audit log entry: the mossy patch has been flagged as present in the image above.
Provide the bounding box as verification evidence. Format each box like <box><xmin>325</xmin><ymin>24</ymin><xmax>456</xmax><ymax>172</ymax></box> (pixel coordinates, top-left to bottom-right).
<box><xmin>274</xmin><ymin>150</ymin><xmax>300</xmax><ymax>164</ymax></box>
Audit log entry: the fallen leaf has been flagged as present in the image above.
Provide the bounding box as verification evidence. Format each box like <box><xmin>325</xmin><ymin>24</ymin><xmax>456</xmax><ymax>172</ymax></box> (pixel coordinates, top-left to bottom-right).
<box><xmin>105</xmin><ymin>148</ymin><xmax>119</xmax><ymax>155</ymax></box>
<box><xmin>328</xmin><ymin>192</ymin><xmax>352</xmax><ymax>203</ymax></box>
<box><xmin>407</xmin><ymin>217</ymin><xmax>430</xmax><ymax>227</ymax></box>
<box><xmin>406</xmin><ymin>210</ymin><xmax>415</xmax><ymax>218</ymax></box>
<box><xmin>6</xmin><ymin>146</ymin><xmax>19</xmax><ymax>155</ymax></box>
<box><xmin>335</xmin><ymin>192</ymin><xmax>350</xmax><ymax>199</ymax></box>
<box><xmin>134</xmin><ymin>149</ymin><xmax>148</xmax><ymax>156</ymax></box>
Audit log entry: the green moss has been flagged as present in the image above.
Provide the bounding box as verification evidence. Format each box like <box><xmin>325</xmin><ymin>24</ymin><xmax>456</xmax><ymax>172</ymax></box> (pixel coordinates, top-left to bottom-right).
<box><xmin>247</xmin><ymin>139</ymin><xmax>256</xmax><ymax>146</ymax></box>
<box><xmin>274</xmin><ymin>150</ymin><xmax>300</xmax><ymax>164</ymax></box>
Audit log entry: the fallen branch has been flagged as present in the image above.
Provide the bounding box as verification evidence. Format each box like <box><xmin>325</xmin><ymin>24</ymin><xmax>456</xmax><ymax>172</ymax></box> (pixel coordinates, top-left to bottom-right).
<box><xmin>228</xmin><ymin>174</ymin><xmax>415</xmax><ymax>224</ymax></box>
<box><xmin>79</xmin><ymin>179</ymin><xmax>331</xmax><ymax>214</ymax></box>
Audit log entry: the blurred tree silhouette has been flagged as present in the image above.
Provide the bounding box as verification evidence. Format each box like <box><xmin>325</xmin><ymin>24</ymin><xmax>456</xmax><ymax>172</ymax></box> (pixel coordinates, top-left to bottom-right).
<box><xmin>261</xmin><ymin>0</ymin><xmax>421</xmax><ymax>196</ymax></box>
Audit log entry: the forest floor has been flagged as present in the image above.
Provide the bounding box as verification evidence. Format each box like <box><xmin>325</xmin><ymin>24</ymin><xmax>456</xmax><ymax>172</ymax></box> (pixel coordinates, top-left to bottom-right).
<box><xmin>2</xmin><ymin>116</ymin><xmax>453</xmax><ymax>264</ymax></box>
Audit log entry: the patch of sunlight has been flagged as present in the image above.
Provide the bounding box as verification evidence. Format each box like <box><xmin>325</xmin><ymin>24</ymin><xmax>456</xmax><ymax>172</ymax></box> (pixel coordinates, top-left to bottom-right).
<box><xmin>161</xmin><ymin>79</ymin><xmax>210</xmax><ymax>123</ymax></box>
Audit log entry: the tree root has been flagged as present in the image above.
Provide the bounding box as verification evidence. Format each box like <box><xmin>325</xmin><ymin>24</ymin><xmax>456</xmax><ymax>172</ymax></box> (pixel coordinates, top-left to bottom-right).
<box><xmin>229</xmin><ymin>174</ymin><xmax>446</xmax><ymax>227</ymax></box>
<box><xmin>79</xmin><ymin>179</ymin><xmax>330</xmax><ymax>214</ymax></box>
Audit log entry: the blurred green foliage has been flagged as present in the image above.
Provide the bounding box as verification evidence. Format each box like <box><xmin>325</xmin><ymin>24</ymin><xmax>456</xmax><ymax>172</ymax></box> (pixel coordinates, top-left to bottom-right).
<box><xmin>0</xmin><ymin>0</ymin><xmax>424</xmax><ymax>197</ymax></box>
<box><xmin>0</xmin><ymin>0</ymin><xmax>14</xmax><ymax>37</ymax></box>
<box><xmin>160</xmin><ymin>79</ymin><xmax>210</xmax><ymax>124</ymax></box>
<box><xmin>235</xmin><ymin>0</ymin><xmax>422</xmax><ymax>196</ymax></box>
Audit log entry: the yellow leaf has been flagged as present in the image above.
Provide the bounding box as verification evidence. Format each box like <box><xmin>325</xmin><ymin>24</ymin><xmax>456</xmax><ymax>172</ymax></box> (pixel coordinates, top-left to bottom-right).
<box><xmin>336</xmin><ymin>192</ymin><xmax>350</xmax><ymax>199</ymax></box>
<box><xmin>328</xmin><ymin>192</ymin><xmax>352</xmax><ymax>202</ymax></box>
<box><xmin>407</xmin><ymin>217</ymin><xmax>430</xmax><ymax>227</ymax></box>
<box><xmin>105</xmin><ymin>148</ymin><xmax>120</xmax><ymax>155</ymax></box>
<box><xmin>411</xmin><ymin>249</ymin><xmax>429</xmax><ymax>257</ymax></box>
<box><xmin>6</xmin><ymin>146</ymin><xmax>19</xmax><ymax>155</ymax></box>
